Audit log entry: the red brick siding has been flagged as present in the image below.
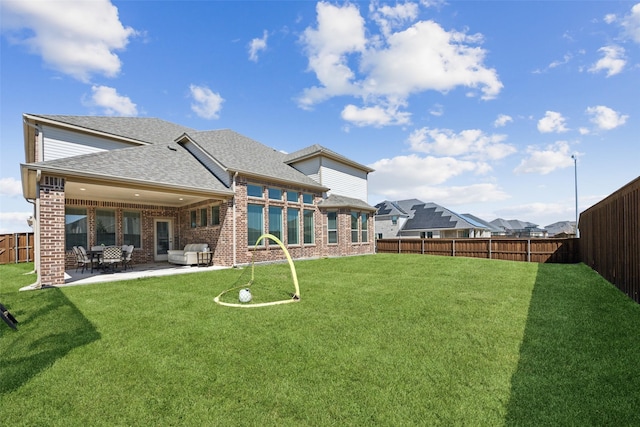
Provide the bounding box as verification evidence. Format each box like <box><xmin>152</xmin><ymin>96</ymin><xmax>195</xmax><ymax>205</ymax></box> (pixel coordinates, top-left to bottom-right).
<box><xmin>40</xmin><ymin>176</ymin><xmax>66</xmax><ymax>286</ymax></box>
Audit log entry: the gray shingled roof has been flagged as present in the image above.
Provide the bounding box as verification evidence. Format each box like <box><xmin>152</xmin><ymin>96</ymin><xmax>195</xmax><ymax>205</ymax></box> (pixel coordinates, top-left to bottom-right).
<box><xmin>318</xmin><ymin>193</ymin><xmax>375</xmax><ymax>211</ymax></box>
<box><xmin>284</xmin><ymin>144</ymin><xmax>374</xmax><ymax>172</ymax></box>
<box><xmin>185</xmin><ymin>130</ymin><xmax>327</xmax><ymax>189</ymax></box>
<box><xmin>30</xmin><ymin>114</ymin><xmax>195</xmax><ymax>145</ymax></box>
<box><xmin>27</xmin><ymin>141</ymin><xmax>231</xmax><ymax>194</ymax></box>
<box><xmin>460</xmin><ymin>213</ymin><xmax>504</xmax><ymax>233</ymax></box>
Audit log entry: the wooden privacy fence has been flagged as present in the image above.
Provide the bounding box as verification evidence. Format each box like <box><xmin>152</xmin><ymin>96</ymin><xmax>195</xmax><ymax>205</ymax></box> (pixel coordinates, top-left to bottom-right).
<box><xmin>579</xmin><ymin>176</ymin><xmax>639</xmax><ymax>304</ymax></box>
<box><xmin>0</xmin><ymin>233</ymin><xmax>34</xmax><ymax>264</ymax></box>
<box><xmin>376</xmin><ymin>238</ymin><xmax>580</xmax><ymax>264</ymax></box>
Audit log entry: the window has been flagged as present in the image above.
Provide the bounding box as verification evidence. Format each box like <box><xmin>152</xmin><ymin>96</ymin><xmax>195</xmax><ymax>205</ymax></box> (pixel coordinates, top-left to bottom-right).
<box><xmin>123</xmin><ymin>211</ymin><xmax>141</xmax><ymax>247</ymax></box>
<box><xmin>65</xmin><ymin>207</ymin><xmax>87</xmax><ymax>250</ymax></box>
<box><xmin>391</xmin><ymin>215</ymin><xmax>398</xmax><ymax>225</ymax></box>
<box><xmin>287</xmin><ymin>191</ymin><xmax>299</xmax><ymax>203</ymax></box>
<box><xmin>303</xmin><ymin>209</ymin><xmax>314</xmax><ymax>244</ymax></box>
<box><xmin>190</xmin><ymin>211</ymin><xmax>197</xmax><ymax>228</ymax></box>
<box><xmin>268</xmin><ymin>206</ymin><xmax>283</xmax><ymax>240</ymax></box>
<box><xmin>327</xmin><ymin>212</ymin><xmax>338</xmax><ymax>244</ymax></box>
<box><xmin>211</xmin><ymin>205</ymin><xmax>220</xmax><ymax>225</ymax></box>
<box><xmin>248</xmin><ymin>204</ymin><xmax>264</xmax><ymax>246</ymax></box>
<box><xmin>200</xmin><ymin>208</ymin><xmax>208</xmax><ymax>227</ymax></box>
<box><xmin>302</xmin><ymin>193</ymin><xmax>313</xmax><ymax>204</ymax></box>
<box><xmin>96</xmin><ymin>209</ymin><xmax>116</xmax><ymax>246</ymax></box>
<box><xmin>287</xmin><ymin>209</ymin><xmax>299</xmax><ymax>245</ymax></box>
<box><xmin>351</xmin><ymin>212</ymin><xmax>359</xmax><ymax>243</ymax></box>
<box><xmin>268</xmin><ymin>188</ymin><xmax>282</xmax><ymax>200</ymax></box>
<box><xmin>361</xmin><ymin>213</ymin><xmax>368</xmax><ymax>242</ymax></box>
<box><xmin>247</xmin><ymin>184</ymin><xmax>263</xmax><ymax>198</ymax></box>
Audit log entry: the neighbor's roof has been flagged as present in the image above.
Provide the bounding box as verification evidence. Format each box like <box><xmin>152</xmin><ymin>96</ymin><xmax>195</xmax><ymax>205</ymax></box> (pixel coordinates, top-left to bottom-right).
<box><xmin>460</xmin><ymin>213</ymin><xmax>504</xmax><ymax>233</ymax></box>
<box><xmin>25</xmin><ymin>114</ymin><xmax>195</xmax><ymax>145</ymax></box>
<box><xmin>181</xmin><ymin>130</ymin><xmax>328</xmax><ymax>190</ymax></box>
<box><xmin>318</xmin><ymin>193</ymin><xmax>376</xmax><ymax>211</ymax></box>
<box><xmin>376</xmin><ymin>199</ymin><xmax>491</xmax><ymax>231</ymax></box>
<box><xmin>284</xmin><ymin>144</ymin><xmax>374</xmax><ymax>173</ymax></box>
<box><xmin>490</xmin><ymin>218</ymin><xmax>540</xmax><ymax>230</ymax></box>
<box><xmin>22</xmin><ymin>141</ymin><xmax>233</xmax><ymax>196</ymax></box>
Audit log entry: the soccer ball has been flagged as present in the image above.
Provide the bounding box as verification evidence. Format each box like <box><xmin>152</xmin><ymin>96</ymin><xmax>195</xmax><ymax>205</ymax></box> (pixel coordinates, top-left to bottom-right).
<box><xmin>239</xmin><ymin>288</ymin><xmax>252</xmax><ymax>303</ymax></box>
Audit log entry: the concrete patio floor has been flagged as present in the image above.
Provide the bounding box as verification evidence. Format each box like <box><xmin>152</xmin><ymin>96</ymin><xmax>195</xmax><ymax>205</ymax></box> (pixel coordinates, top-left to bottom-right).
<box><xmin>60</xmin><ymin>262</ymin><xmax>228</xmax><ymax>286</ymax></box>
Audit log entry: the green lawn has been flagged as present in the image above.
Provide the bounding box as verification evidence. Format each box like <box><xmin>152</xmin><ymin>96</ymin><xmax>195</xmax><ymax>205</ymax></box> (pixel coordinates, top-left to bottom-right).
<box><xmin>1</xmin><ymin>254</ymin><xmax>639</xmax><ymax>426</ymax></box>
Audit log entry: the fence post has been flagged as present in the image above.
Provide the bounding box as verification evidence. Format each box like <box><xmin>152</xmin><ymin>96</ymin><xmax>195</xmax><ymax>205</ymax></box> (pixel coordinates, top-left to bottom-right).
<box><xmin>398</xmin><ymin>239</ymin><xmax>401</xmax><ymax>254</ymax></box>
<box><xmin>14</xmin><ymin>233</ymin><xmax>18</xmax><ymax>264</ymax></box>
<box><xmin>452</xmin><ymin>239</ymin><xmax>456</xmax><ymax>257</ymax></box>
<box><xmin>421</xmin><ymin>238</ymin><xmax>424</xmax><ymax>254</ymax></box>
<box><xmin>527</xmin><ymin>239</ymin><xmax>531</xmax><ymax>262</ymax></box>
<box><xmin>488</xmin><ymin>238</ymin><xmax>492</xmax><ymax>259</ymax></box>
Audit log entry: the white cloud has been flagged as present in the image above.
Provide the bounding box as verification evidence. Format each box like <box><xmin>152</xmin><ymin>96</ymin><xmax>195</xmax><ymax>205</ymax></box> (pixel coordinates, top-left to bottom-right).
<box><xmin>0</xmin><ymin>177</ymin><xmax>22</xmax><ymax>197</ymax></box>
<box><xmin>495</xmin><ymin>202</ymin><xmax>574</xmax><ymax>226</ymax></box>
<box><xmin>589</xmin><ymin>45</ymin><xmax>626</xmax><ymax>77</ymax></box>
<box><xmin>0</xmin><ymin>211</ymin><xmax>33</xmax><ymax>233</ymax></box>
<box><xmin>86</xmin><ymin>85</ymin><xmax>137</xmax><ymax>116</ymax></box>
<box><xmin>298</xmin><ymin>1</ymin><xmax>502</xmax><ymax>123</ymax></box>
<box><xmin>368</xmin><ymin>154</ymin><xmax>509</xmax><ymax>205</ymax></box>
<box><xmin>586</xmin><ymin>105</ymin><xmax>628</xmax><ymax>130</ymax></box>
<box><xmin>429</xmin><ymin>104</ymin><xmax>444</xmax><ymax>117</ymax></box>
<box><xmin>371</xmin><ymin>1</ymin><xmax>419</xmax><ymax>37</ymax></box>
<box><xmin>513</xmin><ymin>141</ymin><xmax>574</xmax><ymax>175</ymax></box>
<box><xmin>341</xmin><ymin>103</ymin><xmax>411</xmax><ymax>127</ymax></box>
<box><xmin>604</xmin><ymin>13</ymin><xmax>617</xmax><ymax>24</ymax></box>
<box><xmin>0</xmin><ymin>0</ymin><xmax>137</xmax><ymax>82</ymax></box>
<box><xmin>537</xmin><ymin>111</ymin><xmax>568</xmax><ymax>133</ymax></box>
<box><xmin>248</xmin><ymin>30</ymin><xmax>268</xmax><ymax>62</ymax></box>
<box><xmin>408</xmin><ymin>127</ymin><xmax>516</xmax><ymax>160</ymax></box>
<box><xmin>493</xmin><ymin>114</ymin><xmax>513</xmax><ymax>127</ymax></box>
<box><xmin>621</xmin><ymin>3</ymin><xmax>640</xmax><ymax>43</ymax></box>
<box><xmin>189</xmin><ymin>84</ymin><xmax>224</xmax><ymax>119</ymax></box>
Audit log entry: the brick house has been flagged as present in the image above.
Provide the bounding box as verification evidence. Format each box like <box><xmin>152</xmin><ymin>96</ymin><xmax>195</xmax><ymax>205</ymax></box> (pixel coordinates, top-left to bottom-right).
<box><xmin>20</xmin><ymin>114</ymin><xmax>376</xmax><ymax>287</ymax></box>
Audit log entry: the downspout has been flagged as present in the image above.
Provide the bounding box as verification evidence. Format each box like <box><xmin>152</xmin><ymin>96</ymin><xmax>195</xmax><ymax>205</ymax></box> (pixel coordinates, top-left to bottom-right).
<box><xmin>232</xmin><ymin>172</ymin><xmax>238</xmax><ymax>267</ymax></box>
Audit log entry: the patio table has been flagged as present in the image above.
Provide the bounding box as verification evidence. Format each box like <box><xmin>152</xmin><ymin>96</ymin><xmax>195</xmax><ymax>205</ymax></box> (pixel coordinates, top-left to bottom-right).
<box><xmin>85</xmin><ymin>247</ymin><xmax>103</xmax><ymax>273</ymax></box>
<box><xmin>197</xmin><ymin>251</ymin><xmax>213</xmax><ymax>267</ymax></box>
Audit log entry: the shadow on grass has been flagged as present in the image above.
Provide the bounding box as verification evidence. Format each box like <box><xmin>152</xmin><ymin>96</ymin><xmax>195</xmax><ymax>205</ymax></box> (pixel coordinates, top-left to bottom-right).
<box><xmin>505</xmin><ymin>263</ymin><xmax>640</xmax><ymax>425</ymax></box>
<box><xmin>0</xmin><ymin>287</ymin><xmax>100</xmax><ymax>395</ymax></box>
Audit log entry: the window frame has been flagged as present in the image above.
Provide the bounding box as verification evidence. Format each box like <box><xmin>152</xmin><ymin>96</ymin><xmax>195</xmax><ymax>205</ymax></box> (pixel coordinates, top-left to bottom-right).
<box><xmin>287</xmin><ymin>208</ymin><xmax>300</xmax><ymax>245</ymax></box>
<box><xmin>96</xmin><ymin>209</ymin><xmax>116</xmax><ymax>246</ymax></box>
<box><xmin>247</xmin><ymin>203</ymin><xmax>264</xmax><ymax>246</ymax></box>
<box><xmin>327</xmin><ymin>211</ymin><xmax>338</xmax><ymax>244</ymax></box>
<box><xmin>303</xmin><ymin>209</ymin><xmax>314</xmax><ymax>244</ymax></box>
<box><xmin>65</xmin><ymin>207</ymin><xmax>88</xmax><ymax>251</ymax></box>
<box><xmin>247</xmin><ymin>184</ymin><xmax>263</xmax><ymax>198</ymax></box>
<box><xmin>268</xmin><ymin>206</ymin><xmax>283</xmax><ymax>241</ymax></box>
<box><xmin>123</xmin><ymin>210</ymin><xmax>141</xmax><ymax>247</ymax></box>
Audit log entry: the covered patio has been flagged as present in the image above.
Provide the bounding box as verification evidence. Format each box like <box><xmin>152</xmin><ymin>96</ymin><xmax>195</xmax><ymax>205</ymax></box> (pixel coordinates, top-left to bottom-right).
<box><xmin>61</xmin><ymin>262</ymin><xmax>228</xmax><ymax>287</ymax></box>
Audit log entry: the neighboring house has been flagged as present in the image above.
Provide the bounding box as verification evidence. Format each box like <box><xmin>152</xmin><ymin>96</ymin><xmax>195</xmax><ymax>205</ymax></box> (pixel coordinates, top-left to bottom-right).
<box><xmin>490</xmin><ymin>218</ymin><xmax>547</xmax><ymax>238</ymax></box>
<box><xmin>459</xmin><ymin>213</ymin><xmax>506</xmax><ymax>237</ymax></box>
<box><xmin>374</xmin><ymin>199</ymin><xmax>492</xmax><ymax>239</ymax></box>
<box><xmin>545</xmin><ymin>221</ymin><xmax>576</xmax><ymax>237</ymax></box>
<box><xmin>20</xmin><ymin>114</ymin><xmax>376</xmax><ymax>287</ymax></box>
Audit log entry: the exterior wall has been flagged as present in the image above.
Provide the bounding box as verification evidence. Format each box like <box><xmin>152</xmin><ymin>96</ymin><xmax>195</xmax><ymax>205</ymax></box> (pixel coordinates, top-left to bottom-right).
<box><xmin>322</xmin><ymin>209</ymin><xmax>373</xmax><ymax>258</ymax></box>
<box><xmin>64</xmin><ymin>199</ymin><xmax>181</xmax><ymax>268</ymax></box>
<box><xmin>320</xmin><ymin>158</ymin><xmax>368</xmax><ymax>201</ymax></box>
<box><xmin>375</xmin><ymin>216</ymin><xmax>402</xmax><ymax>238</ymax></box>
<box><xmin>290</xmin><ymin>158</ymin><xmax>320</xmax><ymax>183</ymax></box>
<box><xmin>233</xmin><ymin>176</ymin><xmax>325</xmax><ymax>266</ymax></box>
<box><xmin>40</xmin><ymin>175</ymin><xmax>66</xmax><ymax>286</ymax></box>
<box><xmin>42</xmin><ymin>125</ymin><xmax>136</xmax><ymax>161</ymax></box>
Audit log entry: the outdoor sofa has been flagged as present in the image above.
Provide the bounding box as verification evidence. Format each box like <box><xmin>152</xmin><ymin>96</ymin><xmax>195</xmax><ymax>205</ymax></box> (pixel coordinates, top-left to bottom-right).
<box><xmin>167</xmin><ymin>243</ymin><xmax>209</xmax><ymax>266</ymax></box>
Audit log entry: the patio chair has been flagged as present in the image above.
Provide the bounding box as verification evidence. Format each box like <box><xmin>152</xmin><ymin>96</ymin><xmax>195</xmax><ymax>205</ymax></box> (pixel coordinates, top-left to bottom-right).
<box><xmin>121</xmin><ymin>245</ymin><xmax>134</xmax><ymax>270</ymax></box>
<box><xmin>99</xmin><ymin>246</ymin><xmax>122</xmax><ymax>273</ymax></box>
<box><xmin>73</xmin><ymin>246</ymin><xmax>93</xmax><ymax>273</ymax></box>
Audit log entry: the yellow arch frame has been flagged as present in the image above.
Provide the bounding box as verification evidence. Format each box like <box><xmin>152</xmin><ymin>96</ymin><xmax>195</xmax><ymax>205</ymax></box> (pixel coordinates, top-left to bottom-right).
<box><xmin>214</xmin><ymin>233</ymin><xmax>300</xmax><ymax>308</ymax></box>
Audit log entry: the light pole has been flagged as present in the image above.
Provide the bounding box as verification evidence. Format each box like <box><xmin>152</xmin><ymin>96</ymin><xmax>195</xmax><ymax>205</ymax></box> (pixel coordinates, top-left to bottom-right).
<box><xmin>571</xmin><ymin>154</ymin><xmax>578</xmax><ymax>237</ymax></box>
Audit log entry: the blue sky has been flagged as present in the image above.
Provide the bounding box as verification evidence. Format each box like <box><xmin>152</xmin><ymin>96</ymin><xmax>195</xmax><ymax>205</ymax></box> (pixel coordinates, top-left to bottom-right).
<box><xmin>1</xmin><ymin>0</ymin><xmax>638</xmax><ymax>233</ymax></box>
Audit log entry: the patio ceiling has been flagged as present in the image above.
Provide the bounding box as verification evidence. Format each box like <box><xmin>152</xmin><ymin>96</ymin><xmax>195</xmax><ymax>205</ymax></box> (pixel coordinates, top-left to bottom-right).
<box><xmin>65</xmin><ymin>181</ymin><xmax>215</xmax><ymax>207</ymax></box>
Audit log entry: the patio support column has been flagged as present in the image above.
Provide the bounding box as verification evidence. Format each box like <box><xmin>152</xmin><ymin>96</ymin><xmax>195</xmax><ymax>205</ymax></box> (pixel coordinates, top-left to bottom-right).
<box><xmin>39</xmin><ymin>175</ymin><xmax>66</xmax><ymax>286</ymax></box>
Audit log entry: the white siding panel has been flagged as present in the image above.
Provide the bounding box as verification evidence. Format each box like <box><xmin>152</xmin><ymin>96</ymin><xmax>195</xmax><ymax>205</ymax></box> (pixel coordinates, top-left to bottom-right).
<box><xmin>290</xmin><ymin>158</ymin><xmax>320</xmax><ymax>183</ymax></box>
<box><xmin>321</xmin><ymin>158</ymin><xmax>368</xmax><ymax>201</ymax></box>
<box><xmin>42</xmin><ymin>125</ymin><xmax>134</xmax><ymax>161</ymax></box>
<box><xmin>182</xmin><ymin>142</ymin><xmax>230</xmax><ymax>187</ymax></box>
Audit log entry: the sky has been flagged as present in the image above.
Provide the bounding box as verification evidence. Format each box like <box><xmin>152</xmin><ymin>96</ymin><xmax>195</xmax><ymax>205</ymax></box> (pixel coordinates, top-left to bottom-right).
<box><xmin>1</xmin><ymin>0</ymin><xmax>638</xmax><ymax>233</ymax></box>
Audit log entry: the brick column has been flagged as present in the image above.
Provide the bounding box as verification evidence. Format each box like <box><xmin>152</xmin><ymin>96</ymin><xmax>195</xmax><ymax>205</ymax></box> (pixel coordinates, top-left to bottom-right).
<box><xmin>39</xmin><ymin>176</ymin><xmax>66</xmax><ymax>286</ymax></box>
